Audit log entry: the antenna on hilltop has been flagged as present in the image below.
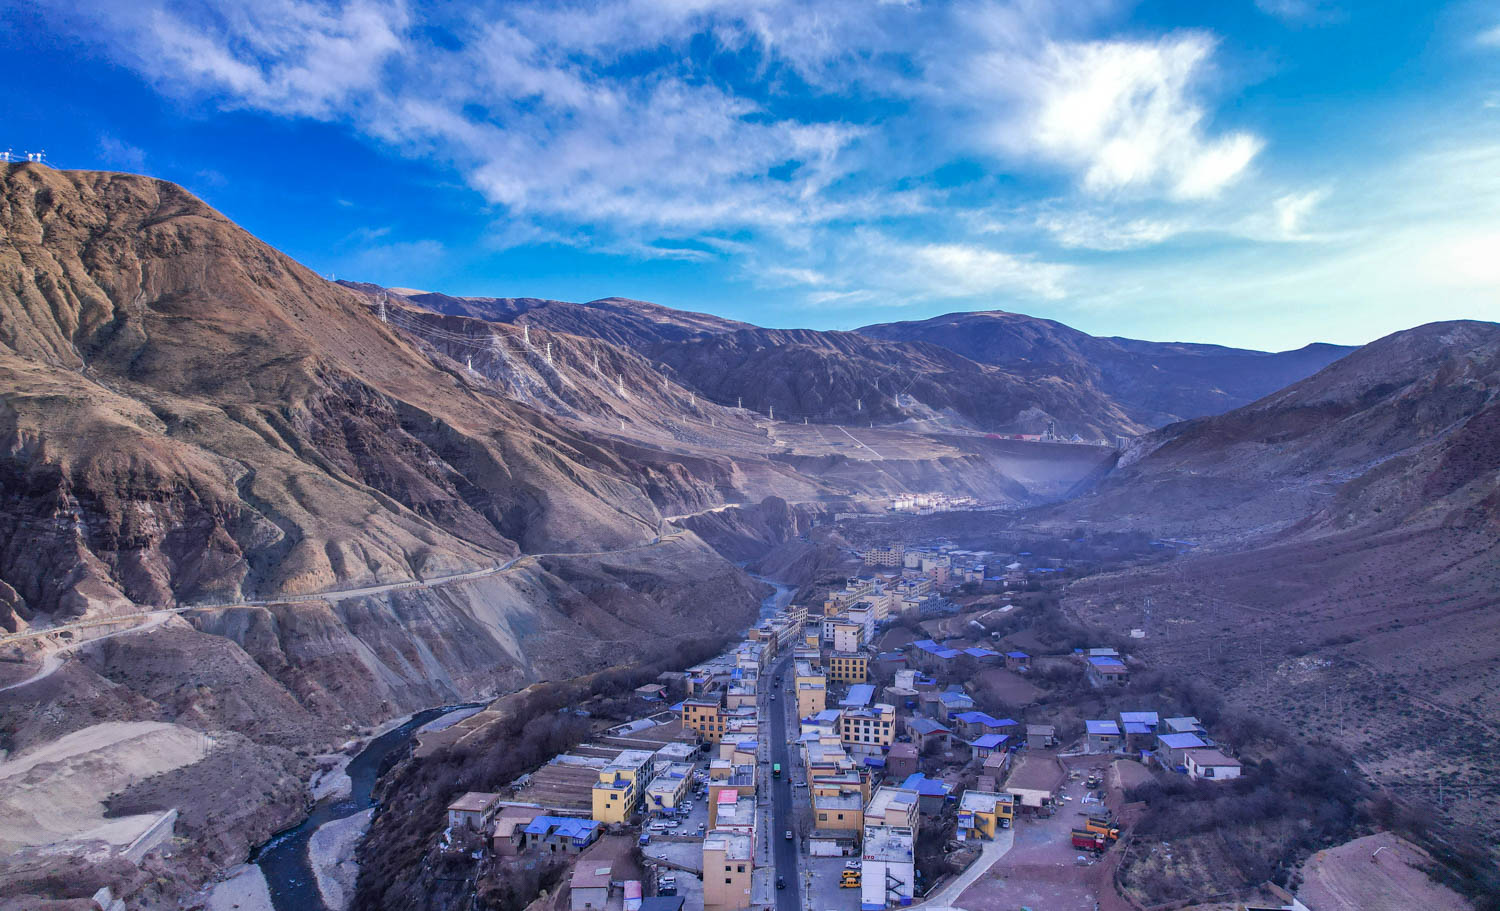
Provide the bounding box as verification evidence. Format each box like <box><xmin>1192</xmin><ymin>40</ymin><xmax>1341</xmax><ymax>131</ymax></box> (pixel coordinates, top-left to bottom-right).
<box><xmin>768</xmin><ymin>404</ymin><xmax>774</xmax><ymax>421</ymax></box>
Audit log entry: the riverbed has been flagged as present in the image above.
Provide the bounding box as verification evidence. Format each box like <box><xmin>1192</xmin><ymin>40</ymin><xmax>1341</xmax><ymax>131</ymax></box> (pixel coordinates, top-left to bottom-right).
<box><xmin>252</xmin><ymin>703</ymin><xmax>480</xmax><ymax>911</ymax></box>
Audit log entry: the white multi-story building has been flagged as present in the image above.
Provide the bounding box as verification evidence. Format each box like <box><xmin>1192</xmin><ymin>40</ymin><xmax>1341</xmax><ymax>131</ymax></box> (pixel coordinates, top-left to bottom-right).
<box><xmin>862</xmin><ymin>824</ymin><xmax>916</xmax><ymax>908</ymax></box>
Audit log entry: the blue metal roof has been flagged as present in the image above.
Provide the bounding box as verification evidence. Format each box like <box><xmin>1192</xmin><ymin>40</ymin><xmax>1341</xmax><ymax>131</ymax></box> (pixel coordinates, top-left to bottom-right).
<box><xmin>1159</xmin><ymin>732</ymin><xmax>1208</xmax><ymax>749</ymax></box>
<box><xmin>1088</xmin><ymin>656</ymin><xmax>1125</xmax><ymax>667</ymax></box>
<box><xmin>523</xmin><ymin>816</ymin><xmax>600</xmax><ymax>839</ymax></box>
<box><xmin>841</xmin><ymin>684</ymin><xmax>876</xmax><ymax>707</ymax></box>
<box><xmin>970</xmin><ymin>734</ymin><xmax>1008</xmax><ymax>749</ymax></box>
<box><xmin>1085</xmin><ymin>720</ymin><xmax>1121</xmax><ymax>735</ymax></box>
<box><xmin>1006</xmin><ymin>650</ymin><xmax>1029</xmax><ymax>659</ymax></box>
<box><xmin>1119</xmin><ymin>711</ymin><xmax>1159</xmax><ymax>725</ymax></box>
<box><xmin>907</xmin><ymin>717</ymin><xmax>949</xmax><ymax>736</ymax></box>
<box><xmin>901</xmin><ymin>773</ymin><xmax>950</xmax><ymax>796</ymax></box>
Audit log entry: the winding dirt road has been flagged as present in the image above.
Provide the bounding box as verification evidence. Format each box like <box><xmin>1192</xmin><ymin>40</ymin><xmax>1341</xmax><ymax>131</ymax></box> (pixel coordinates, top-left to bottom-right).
<box><xmin>0</xmin><ymin>532</ymin><xmax>688</xmax><ymax>692</ymax></box>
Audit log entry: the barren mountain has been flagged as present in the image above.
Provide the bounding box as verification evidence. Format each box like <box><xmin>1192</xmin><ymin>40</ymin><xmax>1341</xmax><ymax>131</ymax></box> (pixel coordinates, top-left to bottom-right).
<box><xmin>1054</xmin><ymin>320</ymin><xmax>1500</xmax><ymax>835</ymax></box>
<box><xmin>0</xmin><ymin>164</ymin><xmax>1124</xmax><ymax>907</ymax></box>
<box><xmin>389</xmin><ymin>292</ymin><xmax>1349</xmax><ymax>439</ymax></box>
<box><xmin>858</xmin><ymin>309</ymin><xmax>1354</xmax><ymax>425</ymax></box>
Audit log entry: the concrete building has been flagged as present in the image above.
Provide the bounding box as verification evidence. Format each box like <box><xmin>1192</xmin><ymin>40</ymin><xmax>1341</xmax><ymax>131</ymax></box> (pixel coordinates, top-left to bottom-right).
<box><xmin>1004</xmin><ymin>753</ymin><xmax>1067</xmax><ymax>809</ymax></box>
<box><xmin>1157</xmin><ymin>732</ymin><xmax>1210</xmax><ymax>768</ymax></box>
<box><xmin>1186</xmin><ymin>749</ymin><xmax>1243</xmax><ymax>782</ymax></box>
<box><xmin>957</xmin><ymin>789</ymin><xmax>1014</xmax><ymax>839</ymax></box>
<box><xmin>831</xmin><ymin>620</ymin><xmax>866</xmax><ymax>654</ymax></box>
<box><xmin>570</xmin><ymin>861</ymin><xmax>614</xmax><ymax>910</ymax></box>
<box><xmin>861</xmin><ymin>824</ymin><xmax>916</xmax><ymax>909</ymax></box>
<box><xmin>446</xmin><ymin>792</ymin><xmax>501</xmax><ymax>831</ymax></box>
<box><xmin>1086</xmin><ymin>655</ymin><xmax>1130</xmax><ymax>687</ymax></box>
<box><xmin>813</xmin><ymin>792</ymin><xmax>864</xmax><ymax>833</ymax></box>
<box><xmin>645</xmin><ymin>762</ymin><xmax>694</xmax><ymax>811</ymax></box>
<box><xmin>681</xmin><ymin>697</ymin><xmax>725</xmax><ymax>743</ymax></box>
<box><xmin>1025</xmin><ymin>723</ymin><xmax>1057</xmax><ymax>748</ymax></box>
<box><xmin>863</xmin><ymin>543</ymin><xmax>905</xmax><ymax>567</ymax></box>
<box><xmin>518</xmin><ymin>815</ymin><xmax>601</xmax><ymax>855</ymax></box>
<box><xmin>885</xmin><ymin>742</ymin><xmax>919</xmax><ymax>779</ymax></box>
<box><xmin>702</xmin><ymin>829</ymin><xmax>754</xmax><ymax>911</ymax></box>
<box><xmin>839</xmin><ymin>703</ymin><xmax>895</xmax><ymax>753</ymax></box>
<box><xmin>865</xmin><ymin>786</ymin><xmax>921</xmax><ymax>830</ymax></box>
<box><xmin>1085</xmin><ymin>719</ymin><xmax>1122</xmax><ymax>754</ymax></box>
<box><xmin>827</xmin><ymin>651</ymin><xmax>869</xmax><ymax>684</ymax></box>
<box><xmin>707</xmin><ymin>766</ymin><xmax>755</xmax><ymax>827</ymax></box>
<box><xmin>592</xmin><ymin>749</ymin><xmax>655</xmax><ymax>823</ymax></box>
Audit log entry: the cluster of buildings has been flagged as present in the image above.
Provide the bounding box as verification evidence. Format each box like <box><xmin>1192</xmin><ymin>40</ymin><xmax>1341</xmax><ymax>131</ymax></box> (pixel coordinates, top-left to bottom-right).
<box><xmin>884</xmin><ymin>493</ymin><xmax>980</xmax><ymax>515</ymax></box>
<box><xmin>1082</xmin><ymin>711</ymin><xmax>1243</xmax><ymax>781</ymax></box>
<box><xmin>860</xmin><ymin>541</ymin><xmax>1067</xmax><ymax>594</ymax></box>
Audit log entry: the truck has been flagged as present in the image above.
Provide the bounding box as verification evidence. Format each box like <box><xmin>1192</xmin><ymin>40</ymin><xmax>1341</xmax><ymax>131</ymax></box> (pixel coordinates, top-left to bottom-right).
<box><xmin>1084</xmin><ymin>816</ymin><xmax>1120</xmax><ymax>840</ymax></box>
<box><xmin>1071</xmin><ymin>829</ymin><xmax>1108</xmax><ymax>852</ymax></box>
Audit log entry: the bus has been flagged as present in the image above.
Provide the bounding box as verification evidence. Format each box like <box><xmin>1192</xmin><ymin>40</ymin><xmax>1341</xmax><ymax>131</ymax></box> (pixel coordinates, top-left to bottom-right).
<box><xmin>772</xmin><ymin>762</ymin><xmax>782</xmax><ymax>778</ymax></box>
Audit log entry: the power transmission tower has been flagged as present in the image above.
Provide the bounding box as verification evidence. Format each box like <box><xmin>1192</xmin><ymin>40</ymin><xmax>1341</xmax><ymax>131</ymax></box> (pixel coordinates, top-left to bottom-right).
<box><xmin>544</xmin><ymin>341</ymin><xmax>553</xmax><ymax>366</ymax></box>
<box><xmin>523</xmin><ymin>325</ymin><xmax>531</xmax><ymax>348</ymax></box>
<box><xmin>856</xmin><ymin>398</ymin><xmax>862</xmax><ymax>412</ymax></box>
<box><xmin>768</xmin><ymin>405</ymin><xmax>774</xmax><ymax>421</ymax></box>
<box><xmin>737</xmin><ymin>396</ymin><xmax>743</xmax><ymax>409</ymax></box>
<box><xmin>377</xmin><ymin>295</ymin><xmax>387</xmax><ymax>323</ymax></box>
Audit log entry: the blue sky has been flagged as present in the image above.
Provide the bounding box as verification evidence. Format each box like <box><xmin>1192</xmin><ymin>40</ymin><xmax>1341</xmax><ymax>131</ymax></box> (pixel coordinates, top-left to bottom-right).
<box><xmin>3</xmin><ymin>0</ymin><xmax>1498</xmax><ymax>350</ymax></box>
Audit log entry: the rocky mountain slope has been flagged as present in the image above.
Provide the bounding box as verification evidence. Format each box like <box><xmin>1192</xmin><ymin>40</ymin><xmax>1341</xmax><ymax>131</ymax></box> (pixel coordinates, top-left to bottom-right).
<box><xmin>389</xmin><ymin>291</ymin><xmax>1348</xmax><ymax>439</ymax></box>
<box><xmin>1052</xmin><ymin>320</ymin><xmax>1500</xmax><ymax>835</ymax></box>
<box><xmin>0</xmin><ymin>164</ymin><xmax>1122</xmax><ymax>907</ymax></box>
<box><xmin>858</xmin><ymin>309</ymin><xmax>1354</xmax><ymax>426</ymax></box>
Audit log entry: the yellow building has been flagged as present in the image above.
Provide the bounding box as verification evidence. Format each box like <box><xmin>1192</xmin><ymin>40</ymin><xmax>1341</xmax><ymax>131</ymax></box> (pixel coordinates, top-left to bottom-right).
<box><xmin>795</xmin><ymin>660</ymin><xmax>827</xmax><ymax>718</ymax></box>
<box><xmin>813</xmin><ymin>792</ymin><xmax>864</xmax><ymax>833</ymax></box>
<box><xmin>591</xmin><ymin>749</ymin><xmax>655</xmax><ymax>823</ymax></box>
<box><xmin>682</xmin><ymin>697</ymin><xmax>725</xmax><ymax>743</ymax></box>
<box><xmin>645</xmin><ymin>762</ymin><xmax>694</xmax><ymax>812</ymax></box>
<box><xmin>839</xmin><ymin>704</ymin><xmax>895</xmax><ymax>749</ymax></box>
<box><xmin>957</xmin><ymin>789</ymin><xmax>1014</xmax><ymax>839</ymax></box>
<box><xmin>702</xmin><ymin>829</ymin><xmax>754</xmax><ymax>911</ymax></box>
<box><xmin>828</xmin><ymin>651</ymin><xmax>869</xmax><ymax>684</ymax></box>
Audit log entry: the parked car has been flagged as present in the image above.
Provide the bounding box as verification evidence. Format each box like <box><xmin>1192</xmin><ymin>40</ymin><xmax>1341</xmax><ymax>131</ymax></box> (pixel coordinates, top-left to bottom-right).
<box><xmin>776</xmin><ymin>876</ymin><xmax>786</xmax><ymax>890</ymax></box>
<box><xmin>844</xmin><ymin>860</ymin><xmax>861</xmax><ymax>870</ymax></box>
<box><xmin>784</xmin><ymin>830</ymin><xmax>793</xmax><ymax>840</ymax></box>
<box><xmin>665</xmin><ymin>820</ymin><xmax>680</xmax><ymax>828</ymax></box>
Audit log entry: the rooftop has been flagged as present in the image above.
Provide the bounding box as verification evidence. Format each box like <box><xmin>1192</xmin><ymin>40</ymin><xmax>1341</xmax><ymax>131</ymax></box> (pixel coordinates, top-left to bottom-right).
<box><xmin>1188</xmin><ymin>748</ymin><xmax>1241</xmax><ymax>768</ymax></box>
<box><xmin>448</xmin><ymin>791</ymin><xmax>500</xmax><ymax>813</ymax></box>
<box><xmin>703</xmin><ymin>829</ymin><xmax>753</xmax><ymax>860</ymax></box>
<box><xmin>1159</xmin><ymin>732</ymin><xmax>1209</xmax><ymax>749</ymax></box>
<box><xmin>841</xmin><ymin>684</ymin><xmax>875</xmax><ymax>707</ymax></box>
<box><xmin>1119</xmin><ymin>711</ymin><xmax>1159</xmax><ymax>725</ymax></box>
<box><xmin>959</xmin><ymin>790</ymin><xmax>1013</xmax><ymax>814</ymax></box>
<box><xmin>1085</xmin><ymin>720</ymin><xmax>1121</xmax><ymax>735</ymax></box>
<box><xmin>571</xmin><ymin>864</ymin><xmax>614</xmax><ymax>890</ymax></box>
<box><xmin>862</xmin><ymin>824</ymin><xmax>915</xmax><ymax>861</ymax></box>
<box><xmin>970</xmin><ymin>733</ymin><xmax>1009</xmax><ymax>749</ymax></box>
<box><xmin>866</xmin><ymin>786</ymin><xmax>919</xmax><ymax>818</ymax></box>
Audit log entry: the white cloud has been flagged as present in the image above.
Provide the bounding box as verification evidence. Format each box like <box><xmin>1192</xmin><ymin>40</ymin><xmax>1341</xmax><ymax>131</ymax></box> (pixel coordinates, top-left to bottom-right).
<box><xmin>1020</xmin><ymin>35</ymin><xmax>1263</xmax><ymax>199</ymax></box>
<box><xmin>1254</xmin><ymin>0</ymin><xmax>1343</xmax><ymax>24</ymax></box>
<box><xmin>1272</xmin><ymin>188</ymin><xmax>1329</xmax><ymax>239</ymax></box>
<box><xmin>1036</xmin><ymin>211</ymin><xmax>1185</xmax><ymax>250</ymax></box>
<box><xmin>97</xmin><ymin>134</ymin><xmax>147</xmax><ymax>171</ymax></box>
<box><xmin>1479</xmin><ymin>24</ymin><xmax>1500</xmax><ymax>47</ymax></box>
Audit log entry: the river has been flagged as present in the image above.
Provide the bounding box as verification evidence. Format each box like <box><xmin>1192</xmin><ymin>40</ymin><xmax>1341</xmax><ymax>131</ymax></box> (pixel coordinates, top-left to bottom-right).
<box><xmin>752</xmin><ymin>573</ymin><xmax>795</xmax><ymax>620</ymax></box>
<box><xmin>252</xmin><ymin>703</ymin><xmax>481</xmax><ymax>911</ymax></box>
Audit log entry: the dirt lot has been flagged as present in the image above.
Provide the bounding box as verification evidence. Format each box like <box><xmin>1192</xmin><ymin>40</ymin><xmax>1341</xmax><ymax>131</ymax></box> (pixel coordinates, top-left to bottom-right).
<box><xmin>974</xmin><ymin>668</ymin><xmax>1042</xmax><ymax>705</ymax></box>
<box><xmin>1296</xmin><ymin>832</ymin><xmax>1471</xmax><ymax>911</ymax></box>
<box><xmin>954</xmin><ymin>768</ymin><xmax>1101</xmax><ymax>910</ymax></box>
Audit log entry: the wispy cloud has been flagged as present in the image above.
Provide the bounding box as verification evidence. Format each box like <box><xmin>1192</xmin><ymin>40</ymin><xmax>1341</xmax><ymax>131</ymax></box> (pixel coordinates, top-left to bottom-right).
<box><xmin>97</xmin><ymin>134</ymin><xmax>147</xmax><ymax>171</ymax></box>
